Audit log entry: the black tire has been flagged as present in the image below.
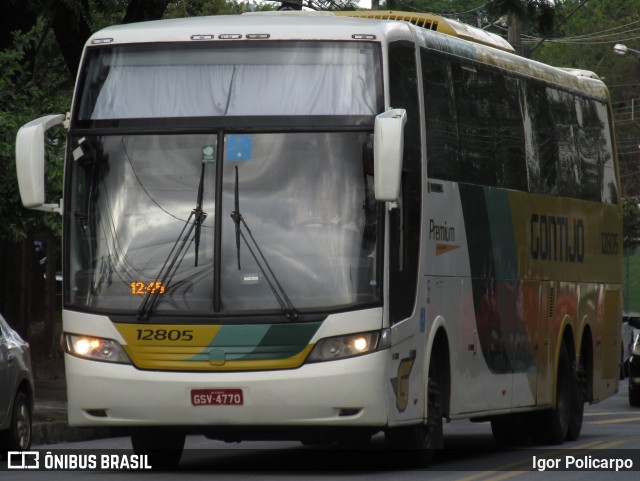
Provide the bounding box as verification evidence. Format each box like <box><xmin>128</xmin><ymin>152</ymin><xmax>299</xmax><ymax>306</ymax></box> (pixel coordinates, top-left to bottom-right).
<box><xmin>130</xmin><ymin>427</ymin><xmax>185</xmax><ymax>470</ymax></box>
<box><xmin>566</xmin><ymin>353</ymin><xmax>585</xmax><ymax>441</ymax></box>
<box><xmin>630</xmin><ymin>386</ymin><xmax>640</xmax><ymax>407</ymax></box>
<box><xmin>532</xmin><ymin>342</ymin><xmax>571</xmax><ymax>445</ymax></box>
<box><xmin>385</xmin><ymin>357</ymin><xmax>444</xmax><ymax>466</ymax></box>
<box><xmin>0</xmin><ymin>391</ymin><xmax>32</xmax><ymax>453</ymax></box>
<box><xmin>491</xmin><ymin>414</ymin><xmax>531</xmax><ymax>446</ymax></box>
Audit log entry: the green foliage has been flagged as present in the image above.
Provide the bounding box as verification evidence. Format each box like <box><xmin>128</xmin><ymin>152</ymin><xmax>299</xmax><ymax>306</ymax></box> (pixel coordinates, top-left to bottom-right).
<box><xmin>0</xmin><ymin>26</ymin><xmax>70</xmax><ymax>242</ymax></box>
<box><xmin>623</xmin><ymin>247</ymin><xmax>640</xmax><ymax>312</ymax></box>
<box><xmin>528</xmin><ymin>0</ymin><xmax>640</xmax><ymax>196</ymax></box>
<box><xmin>380</xmin><ymin>0</ymin><xmax>486</xmax><ymax>20</ymax></box>
<box><xmin>486</xmin><ymin>1</ymin><xmax>554</xmax><ymax>30</ymax></box>
<box><xmin>165</xmin><ymin>0</ymin><xmax>274</xmax><ymax>17</ymax></box>
<box><xmin>623</xmin><ymin>196</ymin><xmax>640</xmax><ymax>249</ymax></box>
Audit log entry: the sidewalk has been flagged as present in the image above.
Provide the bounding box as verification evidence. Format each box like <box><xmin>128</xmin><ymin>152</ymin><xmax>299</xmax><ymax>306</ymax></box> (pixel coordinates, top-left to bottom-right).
<box><xmin>32</xmin><ymin>362</ymin><xmax>126</xmax><ymax>446</ymax></box>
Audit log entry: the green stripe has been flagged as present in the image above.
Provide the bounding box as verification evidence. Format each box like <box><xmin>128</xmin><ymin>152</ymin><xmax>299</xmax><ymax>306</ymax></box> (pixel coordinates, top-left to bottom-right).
<box><xmin>188</xmin><ymin>321</ymin><xmax>322</xmax><ymax>362</ymax></box>
<box><xmin>484</xmin><ymin>188</ymin><xmax>518</xmax><ymax>279</ymax></box>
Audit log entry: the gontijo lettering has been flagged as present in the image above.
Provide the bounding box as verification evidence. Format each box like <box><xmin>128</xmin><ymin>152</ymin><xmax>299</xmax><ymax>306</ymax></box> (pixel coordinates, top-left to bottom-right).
<box><xmin>530</xmin><ymin>214</ymin><xmax>585</xmax><ymax>262</ymax></box>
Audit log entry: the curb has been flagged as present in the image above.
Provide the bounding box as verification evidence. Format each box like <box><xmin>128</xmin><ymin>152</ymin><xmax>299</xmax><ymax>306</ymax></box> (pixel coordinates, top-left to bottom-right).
<box><xmin>33</xmin><ymin>421</ymin><xmax>128</xmax><ymax>446</ymax></box>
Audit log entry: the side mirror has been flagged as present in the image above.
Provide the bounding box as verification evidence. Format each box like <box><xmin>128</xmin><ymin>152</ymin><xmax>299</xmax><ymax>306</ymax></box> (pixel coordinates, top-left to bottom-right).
<box><xmin>374</xmin><ymin>109</ymin><xmax>407</xmax><ymax>202</ymax></box>
<box><xmin>15</xmin><ymin>114</ymin><xmax>66</xmax><ymax>212</ymax></box>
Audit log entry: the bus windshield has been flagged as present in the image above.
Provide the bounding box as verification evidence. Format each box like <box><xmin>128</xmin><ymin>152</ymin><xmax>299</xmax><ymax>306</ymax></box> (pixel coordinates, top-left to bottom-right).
<box><xmin>66</xmin><ymin>131</ymin><xmax>380</xmax><ymax>315</ymax></box>
<box><xmin>76</xmin><ymin>41</ymin><xmax>381</xmax><ymax>121</ymax></box>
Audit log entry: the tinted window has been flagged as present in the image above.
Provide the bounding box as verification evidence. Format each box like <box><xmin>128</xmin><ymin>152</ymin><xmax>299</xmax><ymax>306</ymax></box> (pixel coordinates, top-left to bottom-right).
<box><xmin>389</xmin><ymin>41</ymin><xmax>422</xmax><ymax>324</ymax></box>
<box><xmin>421</xmin><ymin>48</ymin><xmax>618</xmax><ymax>204</ymax></box>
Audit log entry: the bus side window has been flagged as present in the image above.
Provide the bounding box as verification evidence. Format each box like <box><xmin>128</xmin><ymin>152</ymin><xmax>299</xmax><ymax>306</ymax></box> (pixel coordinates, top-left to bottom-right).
<box><xmin>388</xmin><ymin>41</ymin><xmax>422</xmax><ymax>325</ymax></box>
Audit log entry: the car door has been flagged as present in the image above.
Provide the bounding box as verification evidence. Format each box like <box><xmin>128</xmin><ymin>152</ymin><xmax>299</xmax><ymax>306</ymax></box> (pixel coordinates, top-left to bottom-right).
<box><xmin>0</xmin><ymin>321</ymin><xmax>12</xmax><ymax>425</ymax></box>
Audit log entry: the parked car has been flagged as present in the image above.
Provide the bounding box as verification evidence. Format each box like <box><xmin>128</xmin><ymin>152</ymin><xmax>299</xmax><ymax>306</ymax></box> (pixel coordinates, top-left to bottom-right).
<box><xmin>0</xmin><ymin>314</ymin><xmax>34</xmax><ymax>454</ymax></box>
<box><xmin>628</xmin><ymin>316</ymin><xmax>640</xmax><ymax>407</ymax></box>
<box><xmin>622</xmin><ymin>312</ymin><xmax>640</xmax><ymax>379</ymax></box>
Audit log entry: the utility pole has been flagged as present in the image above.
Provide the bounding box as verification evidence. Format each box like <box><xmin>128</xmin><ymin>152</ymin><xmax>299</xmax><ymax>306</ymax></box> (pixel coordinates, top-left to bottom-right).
<box><xmin>507</xmin><ymin>11</ymin><xmax>524</xmax><ymax>56</ymax></box>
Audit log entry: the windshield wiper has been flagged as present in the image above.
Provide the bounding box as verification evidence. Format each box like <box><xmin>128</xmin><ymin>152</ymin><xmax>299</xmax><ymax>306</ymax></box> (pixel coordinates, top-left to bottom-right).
<box><xmin>137</xmin><ymin>164</ymin><xmax>208</xmax><ymax>322</ymax></box>
<box><xmin>230</xmin><ymin>166</ymin><xmax>300</xmax><ymax>321</ymax></box>
<box><xmin>193</xmin><ymin>164</ymin><xmax>207</xmax><ymax>267</ymax></box>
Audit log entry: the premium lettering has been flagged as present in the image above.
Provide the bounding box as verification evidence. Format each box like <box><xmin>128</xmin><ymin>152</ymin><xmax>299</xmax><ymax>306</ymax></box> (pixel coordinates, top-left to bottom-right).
<box><xmin>429</xmin><ymin>219</ymin><xmax>455</xmax><ymax>242</ymax></box>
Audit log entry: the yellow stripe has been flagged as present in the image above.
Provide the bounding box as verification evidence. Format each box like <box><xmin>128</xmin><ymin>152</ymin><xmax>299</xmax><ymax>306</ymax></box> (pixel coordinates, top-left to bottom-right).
<box><xmin>587</xmin><ymin>417</ymin><xmax>640</xmax><ymax>425</ymax></box>
<box><xmin>122</xmin><ymin>344</ymin><xmax>314</xmax><ymax>371</ymax></box>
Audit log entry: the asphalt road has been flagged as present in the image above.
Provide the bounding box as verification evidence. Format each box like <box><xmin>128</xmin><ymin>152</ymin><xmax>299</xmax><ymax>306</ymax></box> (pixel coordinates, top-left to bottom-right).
<box><xmin>3</xmin><ymin>379</ymin><xmax>640</xmax><ymax>480</ymax></box>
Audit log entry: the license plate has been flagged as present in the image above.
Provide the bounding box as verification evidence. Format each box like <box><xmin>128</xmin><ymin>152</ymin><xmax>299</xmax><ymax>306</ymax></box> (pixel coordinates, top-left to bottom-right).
<box><xmin>191</xmin><ymin>389</ymin><xmax>243</xmax><ymax>406</ymax></box>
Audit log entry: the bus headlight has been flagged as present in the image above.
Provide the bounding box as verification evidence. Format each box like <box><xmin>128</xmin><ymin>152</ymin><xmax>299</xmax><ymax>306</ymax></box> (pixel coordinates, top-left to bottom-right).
<box><xmin>63</xmin><ymin>334</ymin><xmax>132</xmax><ymax>364</ymax></box>
<box><xmin>306</xmin><ymin>329</ymin><xmax>390</xmax><ymax>363</ymax></box>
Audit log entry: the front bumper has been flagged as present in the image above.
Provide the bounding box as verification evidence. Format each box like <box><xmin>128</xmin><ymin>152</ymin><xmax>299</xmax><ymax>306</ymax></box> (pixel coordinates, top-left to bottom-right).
<box><xmin>65</xmin><ymin>349</ymin><xmax>389</xmax><ymax>430</ymax></box>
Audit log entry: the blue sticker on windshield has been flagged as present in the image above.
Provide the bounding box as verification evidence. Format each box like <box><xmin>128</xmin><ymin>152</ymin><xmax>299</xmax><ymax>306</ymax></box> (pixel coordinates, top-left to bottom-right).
<box><xmin>226</xmin><ymin>135</ymin><xmax>253</xmax><ymax>162</ymax></box>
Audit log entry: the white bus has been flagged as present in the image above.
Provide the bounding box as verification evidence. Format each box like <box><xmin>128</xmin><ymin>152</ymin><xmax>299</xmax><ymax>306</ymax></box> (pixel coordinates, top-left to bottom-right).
<box><xmin>16</xmin><ymin>10</ymin><xmax>622</xmax><ymax>467</ymax></box>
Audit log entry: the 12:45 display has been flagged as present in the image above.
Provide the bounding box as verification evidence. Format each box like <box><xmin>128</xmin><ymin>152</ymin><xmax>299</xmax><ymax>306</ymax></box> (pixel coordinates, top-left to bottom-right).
<box><xmin>130</xmin><ymin>281</ymin><xmax>166</xmax><ymax>295</ymax></box>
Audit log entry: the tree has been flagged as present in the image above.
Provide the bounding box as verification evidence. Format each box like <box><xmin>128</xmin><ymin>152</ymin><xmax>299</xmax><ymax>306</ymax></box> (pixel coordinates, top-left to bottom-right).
<box><xmin>623</xmin><ymin>196</ymin><xmax>640</xmax><ymax>250</ymax></box>
<box><xmin>485</xmin><ymin>0</ymin><xmax>554</xmax><ymax>55</ymax></box>
<box><xmin>0</xmin><ymin>0</ymin><xmax>177</xmax><ymax>348</ymax></box>
<box><xmin>0</xmin><ymin>1</ymin><xmax>172</xmax><ymax>76</ymax></box>
<box><xmin>0</xmin><ymin>24</ymin><xmax>67</xmax><ymax>342</ymax></box>
<box><xmin>380</xmin><ymin>0</ymin><xmax>487</xmax><ymax>24</ymax></box>
<box><xmin>529</xmin><ymin>0</ymin><xmax>640</xmax><ymax>197</ymax></box>
<box><xmin>165</xmin><ymin>0</ymin><xmax>274</xmax><ymax>17</ymax></box>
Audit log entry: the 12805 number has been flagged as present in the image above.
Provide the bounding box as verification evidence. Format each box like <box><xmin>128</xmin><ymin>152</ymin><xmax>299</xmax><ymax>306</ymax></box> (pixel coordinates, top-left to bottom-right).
<box><xmin>136</xmin><ymin>329</ymin><xmax>194</xmax><ymax>341</ymax></box>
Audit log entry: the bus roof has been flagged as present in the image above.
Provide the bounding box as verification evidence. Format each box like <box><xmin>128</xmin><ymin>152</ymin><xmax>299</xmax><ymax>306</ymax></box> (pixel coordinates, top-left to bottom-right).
<box><xmin>85</xmin><ymin>11</ymin><xmax>607</xmax><ymax>100</ymax></box>
<box><xmin>86</xmin><ymin>12</ymin><xmax>399</xmax><ymax>45</ymax></box>
<box><xmin>334</xmin><ymin>10</ymin><xmax>515</xmax><ymax>53</ymax></box>
<box><xmin>86</xmin><ymin>10</ymin><xmax>512</xmax><ymax>52</ymax></box>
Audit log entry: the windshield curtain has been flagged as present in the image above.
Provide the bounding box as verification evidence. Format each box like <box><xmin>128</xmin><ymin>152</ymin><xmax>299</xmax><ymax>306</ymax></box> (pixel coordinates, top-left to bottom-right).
<box><xmin>77</xmin><ymin>41</ymin><xmax>381</xmax><ymax>120</ymax></box>
<box><xmin>66</xmin><ymin>132</ymin><xmax>380</xmax><ymax>315</ymax></box>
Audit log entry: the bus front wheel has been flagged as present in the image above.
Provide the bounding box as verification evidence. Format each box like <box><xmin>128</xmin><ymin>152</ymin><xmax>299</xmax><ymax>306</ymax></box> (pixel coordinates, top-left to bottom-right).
<box><xmin>385</xmin><ymin>356</ymin><xmax>445</xmax><ymax>466</ymax></box>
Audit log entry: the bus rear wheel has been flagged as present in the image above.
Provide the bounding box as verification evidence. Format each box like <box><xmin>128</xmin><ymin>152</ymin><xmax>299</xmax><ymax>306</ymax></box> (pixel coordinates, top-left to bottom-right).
<box><xmin>532</xmin><ymin>342</ymin><xmax>572</xmax><ymax>445</ymax></box>
<box><xmin>130</xmin><ymin>427</ymin><xmax>185</xmax><ymax>470</ymax></box>
<box><xmin>566</xmin><ymin>353</ymin><xmax>586</xmax><ymax>441</ymax></box>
